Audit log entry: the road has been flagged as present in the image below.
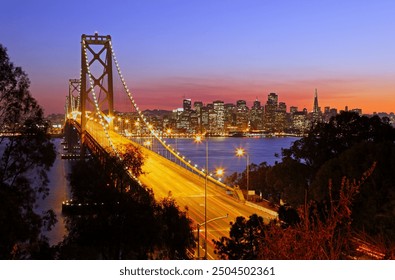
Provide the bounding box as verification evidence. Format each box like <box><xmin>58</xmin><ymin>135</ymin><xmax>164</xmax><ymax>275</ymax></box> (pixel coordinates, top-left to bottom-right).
<box><xmin>84</xmin><ymin>121</ymin><xmax>277</xmax><ymax>259</ymax></box>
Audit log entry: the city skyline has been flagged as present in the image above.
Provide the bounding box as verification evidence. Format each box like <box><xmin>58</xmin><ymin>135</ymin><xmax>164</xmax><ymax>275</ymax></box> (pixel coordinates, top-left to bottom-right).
<box><xmin>1</xmin><ymin>0</ymin><xmax>395</xmax><ymax>115</ymax></box>
<box><xmin>168</xmin><ymin>91</ymin><xmax>360</xmax><ymax>114</ymax></box>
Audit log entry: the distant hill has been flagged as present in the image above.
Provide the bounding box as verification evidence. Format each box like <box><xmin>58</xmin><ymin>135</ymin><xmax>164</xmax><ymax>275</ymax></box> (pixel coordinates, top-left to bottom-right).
<box><xmin>142</xmin><ymin>109</ymin><xmax>172</xmax><ymax>117</ymax></box>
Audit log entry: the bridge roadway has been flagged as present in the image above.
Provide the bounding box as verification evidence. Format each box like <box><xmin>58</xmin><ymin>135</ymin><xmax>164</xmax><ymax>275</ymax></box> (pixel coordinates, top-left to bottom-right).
<box><xmin>83</xmin><ymin>120</ymin><xmax>277</xmax><ymax>259</ymax></box>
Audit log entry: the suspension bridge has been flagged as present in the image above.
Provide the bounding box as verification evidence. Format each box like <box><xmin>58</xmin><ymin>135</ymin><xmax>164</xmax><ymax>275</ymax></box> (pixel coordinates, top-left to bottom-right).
<box><xmin>63</xmin><ymin>33</ymin><xmax>277</xmax><ymax>259</ymax></box>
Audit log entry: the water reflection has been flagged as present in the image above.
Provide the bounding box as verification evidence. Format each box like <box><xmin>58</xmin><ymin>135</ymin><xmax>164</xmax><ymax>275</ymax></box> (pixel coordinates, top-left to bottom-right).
<box><xmin>36</xmin><ymin>138</ymin><xmax>71</xmax><ymax>246</ymax></box>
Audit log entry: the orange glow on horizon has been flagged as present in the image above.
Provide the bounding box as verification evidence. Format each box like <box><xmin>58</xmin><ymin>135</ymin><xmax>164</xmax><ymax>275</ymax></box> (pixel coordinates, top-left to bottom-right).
<box><xmin>34</xmin><ymin>76</ymin><xmax>395</xmax><ymax>115</ymax></box>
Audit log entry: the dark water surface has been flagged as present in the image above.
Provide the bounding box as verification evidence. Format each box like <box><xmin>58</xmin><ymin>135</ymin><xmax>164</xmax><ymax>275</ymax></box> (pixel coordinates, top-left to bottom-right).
<box><xmin>163</xmin><ymin>136</ymin><xmax>298</xmax><ymax>175</ymax></box>
<box><xmin>37</xmin><ymin>138</ymin><xmax>72</xmax><ymax>245</ymax></box>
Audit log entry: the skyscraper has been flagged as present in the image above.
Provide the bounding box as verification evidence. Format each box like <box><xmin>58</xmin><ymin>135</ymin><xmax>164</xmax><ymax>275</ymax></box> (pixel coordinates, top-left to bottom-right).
<box><xmin>250</xmin><ymin>98</ymin><xmax>263</xmax><ymax>130</ymax></box>
<box><xmin>213</xmin><ymin>100</ymin><xmax>225</xmax><ymax>133</ymax></box>
<box><xmin>312</xmin><ymin>89</ymin><xmax>321</xmax><ymax>123</ymax></box>
<box><xmin>264</xmin><ymin>92</ymin><xmax>278</xmax><ymax>131</ymax></box>
<box><xmin>183</xmin><ymin>99</ymin><xmax>192</xmax><ymax>112</ymax></box>
<box><xmin>268</xmin><ymin>92</ymin><xmax>278</xmax><ymax>106</ymax></box>
<box><xmin>236</xmin><ymin>100</ymin><xmax>249</xmax><ymax>131</ymax></box>
<box><xmin>313</xmin><ymin>89</ymin><xmax>319</xmax><ymax>114</ymax></box>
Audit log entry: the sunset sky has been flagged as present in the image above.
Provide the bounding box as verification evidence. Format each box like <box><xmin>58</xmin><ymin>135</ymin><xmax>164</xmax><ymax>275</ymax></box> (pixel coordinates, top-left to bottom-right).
<box><xmin>1</xmin><ymin>0</ymin><xmax>395</xmax><ymax>115</ymax></box>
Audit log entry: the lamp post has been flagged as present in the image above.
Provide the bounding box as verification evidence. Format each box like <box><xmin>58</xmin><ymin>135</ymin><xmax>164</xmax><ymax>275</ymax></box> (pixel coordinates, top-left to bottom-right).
<box><xmin>194</xmin><ymin>135</ymin><xmax>208</xmax><ymax>259</ymax></box>
<box><xmin>236</xmin><ymin>148</ymin><xmax>250</xmax><ymax>201</ymax></box>
<box><xmin>196</xmin><ymin>214</ymin><xmax>228</xmax><ymax>259</ymax></box>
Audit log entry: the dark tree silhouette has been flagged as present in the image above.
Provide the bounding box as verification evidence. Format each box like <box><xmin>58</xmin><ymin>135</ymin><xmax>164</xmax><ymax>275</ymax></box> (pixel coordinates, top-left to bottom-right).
<box><xmin>0</xmin><ymin>44</ymin><xmax>56</xmax><ymax>259</ymax></box>
<box><xmin>213</xmin><ymin>214</ymin><xmax>265</xmax><ymax>259</ymax></box>
<box><xmin>260</xmin><ymin>165</ymin><xmax>377</xmax><ymax>259</ymax></box>
<box><xmin>58</xmin><ymin>154</ymin><xmax>194</xmax><ymax>259</ymax></box>
<box><xmin>312</xmin><ymin>141</ymin><xmax>395</xmax><ymax>245</ymax></box>
<box><xmin>215</xmin><ymin>165</ymin><xmax>385</xmax><ymax>259</ymax></box>
<box><xmin>267</xmin><ymin>112</ymin><xmax>395</xmax><ymax>208</ymax></box>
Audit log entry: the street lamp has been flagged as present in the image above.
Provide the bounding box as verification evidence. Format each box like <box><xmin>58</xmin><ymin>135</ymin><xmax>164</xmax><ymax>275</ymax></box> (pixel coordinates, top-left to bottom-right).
<box><xmin>215</xmin><ymin>168</ymin><xmax>225</xmax><ymax>181</ymax></box>
<box><xmin>196</xmin><ymin>214</ymin><xmax>228</xmax><ymax>259</ymax></box>
<box><xmin>194</xmin><ymin>134</ymin><xmax>208</xmax><ymax>259</ymax></box>
<box><xmin>236</xmin><ymin>148</ymin><xmax>250</xmax><ymax>201</ymax></box>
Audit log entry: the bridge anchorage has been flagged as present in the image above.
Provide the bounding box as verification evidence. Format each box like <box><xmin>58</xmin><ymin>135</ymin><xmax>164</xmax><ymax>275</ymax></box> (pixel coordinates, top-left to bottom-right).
<box><xmin>64</xmin><ymin>32</ymin><xmax>277</xmax><ymax>259</ymax></box>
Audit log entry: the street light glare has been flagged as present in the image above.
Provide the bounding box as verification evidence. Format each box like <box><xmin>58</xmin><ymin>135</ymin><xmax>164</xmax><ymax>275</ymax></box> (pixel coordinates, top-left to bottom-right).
<box><xmin>236</xmin><ymin>148</ymin><xmax>245</xmax><ymax>157</ymax></box>
<box><xmin>234</xmin><ymin>147</ymin><xmax>250</xmax><ymax>201</ymax></box>
<box><xmin>194</xmin><ymin>135</ymin><xmax>202</xmax><ymax>143</ymax></box>
<box><xmin>216</xmin><ymin>168</ymin><xmax>224</xmax><ymax>176</ymax></box>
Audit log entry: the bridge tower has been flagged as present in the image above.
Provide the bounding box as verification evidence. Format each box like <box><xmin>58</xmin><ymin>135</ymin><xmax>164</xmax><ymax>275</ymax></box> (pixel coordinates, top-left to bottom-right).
<box><xmin>67</xmin><ymin>79</ymin><xmax>81</xmax><ymax>114</ymax></box>
<box><xmin>80</xmin><ymin>33</ymin><xmax>114</xmax><ymax>157</ymax></box>
<box><xmin>65</xmin><ymin>79</ymin><xmax>81</xmax><ymax>154</ymax></box>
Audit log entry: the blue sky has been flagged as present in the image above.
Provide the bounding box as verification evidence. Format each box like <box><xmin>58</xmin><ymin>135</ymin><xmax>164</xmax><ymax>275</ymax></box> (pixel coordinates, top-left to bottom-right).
<box><xmin>1</xmin><ymin>0</ymin><xmax>395</xmax><ymax>114</ymax></box>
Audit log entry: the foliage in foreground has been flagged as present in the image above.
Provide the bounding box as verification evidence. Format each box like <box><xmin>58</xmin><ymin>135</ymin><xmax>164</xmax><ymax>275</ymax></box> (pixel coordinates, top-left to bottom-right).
<box><xmin>0</xmin><ymin>44</ymin><xmax>56</xmax><ymax>259</ymax></box>
<box><xmin>215</xmin><ymin>164</ymin><xmax>394</xmax><ymax>259</ymax></box>
<box><xmin>57</xmin><ymin>153</ymin><xmax>195</xmax><ymax>259</ymax></box>
<box><xmin>226</xmin><ymin>111</ymin><xmax>395</xmax><ymax>250</ymax></box>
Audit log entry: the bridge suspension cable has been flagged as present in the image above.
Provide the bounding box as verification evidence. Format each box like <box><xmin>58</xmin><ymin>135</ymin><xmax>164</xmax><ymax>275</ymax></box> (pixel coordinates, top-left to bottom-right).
<box><xmin>81</xmin><ymin>37</ymin><xmax>142</xmax><ymax>185</ymax></box>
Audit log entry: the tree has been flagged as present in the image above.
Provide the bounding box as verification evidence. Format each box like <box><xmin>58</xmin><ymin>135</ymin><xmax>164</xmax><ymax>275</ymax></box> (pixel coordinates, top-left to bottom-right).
<box><xmin>155</xmin><ymin>198</ymin><xmax>195</xmax><ymax>259</ymax></box>
<box><xmin>0</xmin><ymin>44</ymin><xmax>56</xmax><ymax>259</ymax></box>
<box><xmin>259</xmin><ymin>165</ymin><xmax>377</xmax><ymax>259</ymax></box>
<box><xmin>58</xmin><ymin>154</ymin><xmax>194</xmax><ymax>259</ymax></box>
<box><xmin>215</xmin><ymin>165</ymin><xmax>382</xmax><ymax>259</ymax></box>
<box><xmin>272</xmin><ymin>112</ymin><xmax>395</xmax><ymax>207</ymax></box>
<box><xmin>266</xmin><ymin>157</ymin><xmax>310</xmax><ymax>205</ymax></box>
<box><xmin>225</xmin><ymin>162</ymin><xmax>271</xmax><ymax>201</ymax></box>
<box><xmin>213</xmin><ymin>214</ymin><xmax>265</xmax><ymax>259</ymax></box>
<box><xmin>282</xmin><ymin>112</ymin><xmax>395</xmax><ymax>174</ymax></box>
<box><xmin>312</xmin><ymin>141</ymin><xmax>395</xmax><ymax>244</ymax></box>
